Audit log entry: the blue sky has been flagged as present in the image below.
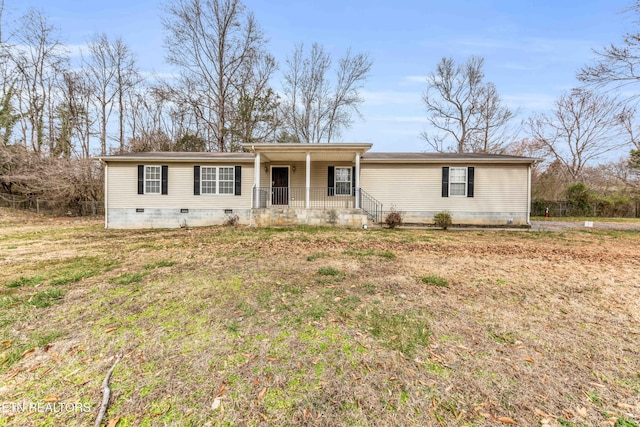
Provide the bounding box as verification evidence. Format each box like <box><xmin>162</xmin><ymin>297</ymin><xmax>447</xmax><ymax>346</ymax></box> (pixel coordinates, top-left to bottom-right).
<box><xmin>3</xmin><ymin>0</ymin><xmax>634</xmax><ymax>152</ymax></box>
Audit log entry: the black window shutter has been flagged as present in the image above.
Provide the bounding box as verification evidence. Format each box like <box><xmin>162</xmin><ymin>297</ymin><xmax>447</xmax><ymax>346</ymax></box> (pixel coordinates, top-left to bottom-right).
<box><xmin>441</xmin><ymin>167</ymin><xmax>449</xmax><ymax>198</ymax></box>
<box><xmin>194</xmin><ymin>166</ymin><xmax>200</xmax><ymax>195</ymax></box>
<box><xmin>328</xmin><ymin>166</ymin><xmax>335</xmax><ymax>196</ymax></box>
<box><xmin>137</xmin><ymin>165</ymin><xmax>144</xmax><ymax>195</ymax></box>
<box><xmin>352</xmin><ymin>166</ymin><xmax>356</xmax><ymax>195</ymax></box>
<box><xmin>161</xmin><ymin>165</ymin><xmax>168</xmax><ymax>195</ymax></box>
<box><xmin>234</xmin><ymin>166</ymin><xmax>242</xmax><ymax>196</ymax></box>
<box><xmin>467</xmin><ymin>167</ymin><xmax>475</xmax><ymax>198</ymax></box>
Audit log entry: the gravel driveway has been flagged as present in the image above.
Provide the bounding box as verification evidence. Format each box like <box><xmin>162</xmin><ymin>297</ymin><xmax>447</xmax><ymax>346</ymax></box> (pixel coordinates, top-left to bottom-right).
<box><xmin>531</xmin><ymin>219</ymin><xmax>640</xmax><ymax>231</ymax></box>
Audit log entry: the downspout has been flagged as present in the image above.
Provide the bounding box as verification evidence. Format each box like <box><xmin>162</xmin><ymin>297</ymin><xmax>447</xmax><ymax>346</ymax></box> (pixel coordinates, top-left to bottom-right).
<box><xmin>305</xmin><ymin>152</ymin><xmax>310</xmax><ymax>209</ymax></box>
<box><xmin>251</xmin><ymin>147</ymin><xmax>260</xmax><ymax>227</ymax></box>
<box><xmin>355</xmin><ymin>153</ymin><xmax>360</xmax><ymax>209</ymax></box>
<box><xmin>103</xmin><ymin>160</ymin><xmax>108</xmax><ymax>229</ymax></box>
<box><xmin>527</xmin><ymin>163</ymin><xmax>532</xmax><ymax>225</ymax></box>
<box><xmin>250</xmin><ymin>184</ymin><xmax>255</xmax><ymax>227</ymax></box>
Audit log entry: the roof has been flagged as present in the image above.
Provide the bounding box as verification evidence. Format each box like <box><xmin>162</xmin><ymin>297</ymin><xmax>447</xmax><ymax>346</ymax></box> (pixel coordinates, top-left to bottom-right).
<box><xmin>362</xmin><ymin>152</ymin><xmax>539</xmax><ymax>164</ymax></box>
<box><xmin>242</xmin><ymin>143</ymin><xmax>373</xmax><ymax>151</ymax></box>
<box><xmin>96</xmin><ymin>148</ymin><xmax>538</xmax><ymax>164</ymax></box>
<box><xmin>96</xmin><ymin>152</ymin><xmax>255</xmax><ymax>162</ymax></box>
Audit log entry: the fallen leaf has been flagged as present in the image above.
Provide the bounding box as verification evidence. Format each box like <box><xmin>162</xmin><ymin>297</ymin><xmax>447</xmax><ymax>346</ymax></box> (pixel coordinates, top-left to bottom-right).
<box><xmin>267</xmin><ymin>357</ymin><xmax>277</xmax><ymax>361</ymax></box>
<box><xmin>6</xmin><ymin>367</ymin><xmax>23</xmax><ymax>379</ymax></box>
<box><xmin>0</xmin><ymin>340</ymin><xmax>11</xmax><ymax>348</ymax></box>
<box><xmin>257</xmin><ymin>387</ymin><xmax>267</xmax><ymax>402</ymax></box>
<box><xmin>497</xmin><ymin>416</ymin><xmax>517</xmax><ymax>424</ymax></box>
<box><xmin>105</xmin><ymin>327</ymin><xmax>117</xmax><ymax>334</ymax></box>
<box><xmin>576</xmin><ymin>406</ymin><xmax>587</xmax><ymax>418</ymax></box>
<box><xmin>534</xmin><ymin>408</ymin><xmax>554</xmax><ymax>418</ymax></box>
<box><xmin>21</xmin><ymin>348</ymin><xmax>35</xmax><ymax>360</ymax></box>
<box><xmin>214</xmin><ymin>384</ymin><xmax>227</xmax><ymax>398</ymax></box>
<box><xmin>106</xmin><ymin>416</ymin><xmax>121</xmax><ymax>427</ymax></box>
<box><xmin>43</xmin><ymin>395</ymin><xmax>60</xmax><ymax>402</ymax></box>
<box><xmin>524</xmin><ymin>357</ymin><xmax>535</xmax><ymax>364</ymax></box>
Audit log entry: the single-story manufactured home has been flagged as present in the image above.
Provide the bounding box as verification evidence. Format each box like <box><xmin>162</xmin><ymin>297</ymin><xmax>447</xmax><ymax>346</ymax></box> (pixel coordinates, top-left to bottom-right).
<box><xmin>97</xmin><ymin>143</ymin><xmax>536</xmax><ymax>228</ymax></box>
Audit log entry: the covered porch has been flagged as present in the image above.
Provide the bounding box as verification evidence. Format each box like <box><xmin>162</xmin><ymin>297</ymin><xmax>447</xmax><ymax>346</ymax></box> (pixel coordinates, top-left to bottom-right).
<box><xmin>243</xmin><ymin>143</ymin><xmax>382</xmax><ymax>223</ymax></box>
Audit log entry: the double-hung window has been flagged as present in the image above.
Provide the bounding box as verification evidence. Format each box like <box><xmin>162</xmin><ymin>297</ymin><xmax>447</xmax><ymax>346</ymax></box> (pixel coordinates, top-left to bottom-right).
<box><xmin>201</xmin><ymin>166</ymin><xmax>235</xmax><ymax>195</ymax></box>
<box><xmin>145</xmin><ymin>166</ymin><xmax>161</xmax><ymax>194</ymax></box>
<box><xmin>442</xmin><ymin>166</ymin><xmax>474</xmax><ymax>198</ymax></box>
<box><xmin>449</xmin><ymin>167</ymin><xmax>467</xmax><ymax>196</ymax></box>
<box><xmin>335</xmin><ymin>167</ymin><xmax>352</xmax><ymax>196</ymax></box>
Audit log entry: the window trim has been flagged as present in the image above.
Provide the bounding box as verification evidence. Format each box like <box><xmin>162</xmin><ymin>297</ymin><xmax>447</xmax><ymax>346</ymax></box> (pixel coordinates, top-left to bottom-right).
<box><xmin>334</xmin><ymin>166</ymin><xmax>352</xmax><ymax>196</ymax></box>
<box><xmin>144</xmin><ymin>165</ymin><xmax>162</xmax><ymax>195</ymax></box>
<box><xmin>449</xmin><ymin>166</ymin><xmax>467</xmax><ymax>197</ymax></box>
<box><xmin>200</xmin><ymin>165</ymin><xmax>235</xmax><ymax>195</ymax></box>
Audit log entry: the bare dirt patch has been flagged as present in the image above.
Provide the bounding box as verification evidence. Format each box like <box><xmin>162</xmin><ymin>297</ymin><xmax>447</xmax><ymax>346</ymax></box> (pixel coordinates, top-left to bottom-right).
<box><xmin>0</xmin><ymin>210</ymin><xmax>639</xmax><ymax>426</ymax></box>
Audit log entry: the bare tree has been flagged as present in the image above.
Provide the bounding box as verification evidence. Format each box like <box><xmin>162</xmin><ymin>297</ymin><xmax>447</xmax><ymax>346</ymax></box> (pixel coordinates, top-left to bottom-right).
<box><xmin>228</xmin><ymin>52</ymin><xmax>279</xmax><ymax>149</ymax></box>
<box><xmin>85</xmin><ymin>34</ymin><xmax>139</xmax><ymax>155</ymax></box>
<box><xmin>281</xmin><ymin>43</ymin><xmax>372</xmax><ymax>143</ymax></box>
<box><xmin>578</xmin><ymin>3</ymin><xmax>640</xmax><ymax>94</ymax></box>
<box><xmin>163</xmin><ymin>0</ymin><xmax>275</xmax><ymax>151</ymax></box>
<box><xmin>526</xmin><ymin>88</ymin><xmax>625</xmax><ymax>181</ymax></box>
<box><xmin>618</xmin><ymin>106</ymin><xmax>640</xmax><ymax>150</ymax></box>
<box><xmin>113</xmin><ymin>40</ymin><xmax>141</xmax><ymax>152</ymax></box>
<box><xmin>469</xmin><ymin>82</ymin><xmax>516</xmax><ymax>153</ymax></box>
<box><xmin>0</xmin><ymin>0</ymin><xmax>4</xmax><ymax>43</ymax></box>
<box><xmin>8</xmin><ymin>8</ymin><xmax>67</xmax><ymax>153</ymax></box>
<box><xmin>421</xmin><ymin>56</ymin><xmax>516</xmax><ymax>153</ymax></box>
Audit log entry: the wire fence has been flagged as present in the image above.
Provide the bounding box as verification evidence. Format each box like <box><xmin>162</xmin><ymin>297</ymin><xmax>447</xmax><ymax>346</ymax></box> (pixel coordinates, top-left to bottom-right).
<box><xmin>0</xmin><ymin>193</ymin><xmax>104</xmax><ymax>216</ymax></box>
<box><xmin>531</xmin><ymin>199</ymin><xmax>640</xmax><ymax>218</ymax></box>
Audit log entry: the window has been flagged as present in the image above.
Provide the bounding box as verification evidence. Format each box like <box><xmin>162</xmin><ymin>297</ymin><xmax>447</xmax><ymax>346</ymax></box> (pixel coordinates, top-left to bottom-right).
<box><xmin>335</xmin><ymin>167</ymin><xmax>352</xmax><ymax>195</ymax></box>
<box><xmin>201</xmin><ymin>166</ymin><xmax>235</xmax><ymax>195</ymax></box>
<box><xmin>138</xmin><ymin>164</ymin><xmax>167</xmax><ymax>195</ymax></box>
<box><xmin>145</xmin><ymin>166</ymin><xmax>161</xmax><ymax>194</ymax></box>
<box><xmin>449</xmin><ymin>167</ymin><xmax>467</xmax><ymax>196</ymax></box>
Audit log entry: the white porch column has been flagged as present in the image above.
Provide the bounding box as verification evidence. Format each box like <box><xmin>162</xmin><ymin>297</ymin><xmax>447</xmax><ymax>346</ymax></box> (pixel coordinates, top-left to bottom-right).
<box><xmin>254</xmin><ymin>152</ymin><xmax>261</xmax><ymax>208</ymax></box>
<box><xmin>305</xmin><ymin>151</ymin><xmax>311</xmax><ymax>209</ymax></box>
<box><xmin>354</xmin><ymin>153</ymin><xmax>360</xmax><ymax>209</ymax></box>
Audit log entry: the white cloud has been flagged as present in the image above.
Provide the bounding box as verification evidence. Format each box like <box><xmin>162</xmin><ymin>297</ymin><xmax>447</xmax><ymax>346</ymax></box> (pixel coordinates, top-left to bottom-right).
<box><xmin>404</xmin><ymin>75</ymin><xmax>428</xmax><ymax>84</ymax></box>
<box><xmin>369</xmin><ymin>115</ymin><xmax>426</xmax><ymax>123</ymax></box>
<box><xmin>423</xmin><ymin>36</ymin><xmax>595</xmax><ymax>61</ymax></box>
<box><xmin>361</xmin><ymin>90</ymin><xmax>421</xmax><ymax>106</ymax></box>
<box><xmin>502</xmin><ymin>93</ymin><xmax>558</xmax><ymax>112</ymax></box>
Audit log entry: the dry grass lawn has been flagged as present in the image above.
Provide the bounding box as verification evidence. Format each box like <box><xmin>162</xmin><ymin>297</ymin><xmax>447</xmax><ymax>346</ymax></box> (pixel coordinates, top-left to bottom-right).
<box><xmin>0</xmin><ymin>208</ymin><xmax>639</xmax><ymax>427</ymax></box>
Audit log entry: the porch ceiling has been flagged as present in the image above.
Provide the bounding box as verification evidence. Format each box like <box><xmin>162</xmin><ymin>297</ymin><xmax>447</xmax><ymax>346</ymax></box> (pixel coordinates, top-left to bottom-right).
<box><xmin>242</xmin><ymin>143</ymin><xmax>372</xmax><ymax>163</ymax></box>
<box><xmin>259</xmin><ymin>151</ymin><xmax>359</xmax><ymax>162</ymax></box>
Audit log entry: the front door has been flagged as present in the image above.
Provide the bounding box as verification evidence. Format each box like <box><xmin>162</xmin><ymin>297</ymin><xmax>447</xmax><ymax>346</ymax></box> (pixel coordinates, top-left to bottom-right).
<box><xmin>271</xmin><ymin>167</ymin><xmax>289</xmax><ymax>205</ymax></box>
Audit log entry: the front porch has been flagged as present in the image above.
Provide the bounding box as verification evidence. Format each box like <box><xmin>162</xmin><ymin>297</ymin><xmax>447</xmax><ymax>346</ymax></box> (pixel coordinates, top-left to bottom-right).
<box><xmin>243</xmin><ymin>143</ymin><xmax>383</xmax><ymax>224</ymax></box>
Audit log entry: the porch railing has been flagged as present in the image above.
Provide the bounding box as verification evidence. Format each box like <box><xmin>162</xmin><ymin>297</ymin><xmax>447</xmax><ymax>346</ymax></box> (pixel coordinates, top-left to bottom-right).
<box><xmin>359</xmin><ymin>189</ymin><xmax>383</xmax><ymax>223</ymax></box>
<box><xmin>253</xmin><ymin>186</ymin><xmax>357</xmax><ymax>209</ymax></box>
<box><xmin>252</xmin><ymin>186</ymin><xmax>384</xmax><ymax>223</ymax></box>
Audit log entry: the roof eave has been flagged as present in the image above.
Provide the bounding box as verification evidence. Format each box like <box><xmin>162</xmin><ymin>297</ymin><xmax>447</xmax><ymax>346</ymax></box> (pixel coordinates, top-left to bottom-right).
<box><xmin>95</xmin><ymin>155</ymin><xmax>255</xmax><ymax>163</ymax></box>
<box><xmin>361</xmin><ymin>157</ymin><xmax>539</xmax><ymax>164</ymax></box>
<box><xmin>242</xmin><ymin>143</ymin><xmax>373</xmax><ymax>152</ymax></box>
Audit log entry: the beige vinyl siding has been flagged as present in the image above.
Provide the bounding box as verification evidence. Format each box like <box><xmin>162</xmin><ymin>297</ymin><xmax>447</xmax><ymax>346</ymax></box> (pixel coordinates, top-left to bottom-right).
<box><xmin>107</xmin><ymin>161</ymin><xmax>253</xmax><ymax>209</ymax></box>
<box><xmin>360</xmin><ymin>163</ymin><xmax>528</xmax><ymax>213</ymax></box>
